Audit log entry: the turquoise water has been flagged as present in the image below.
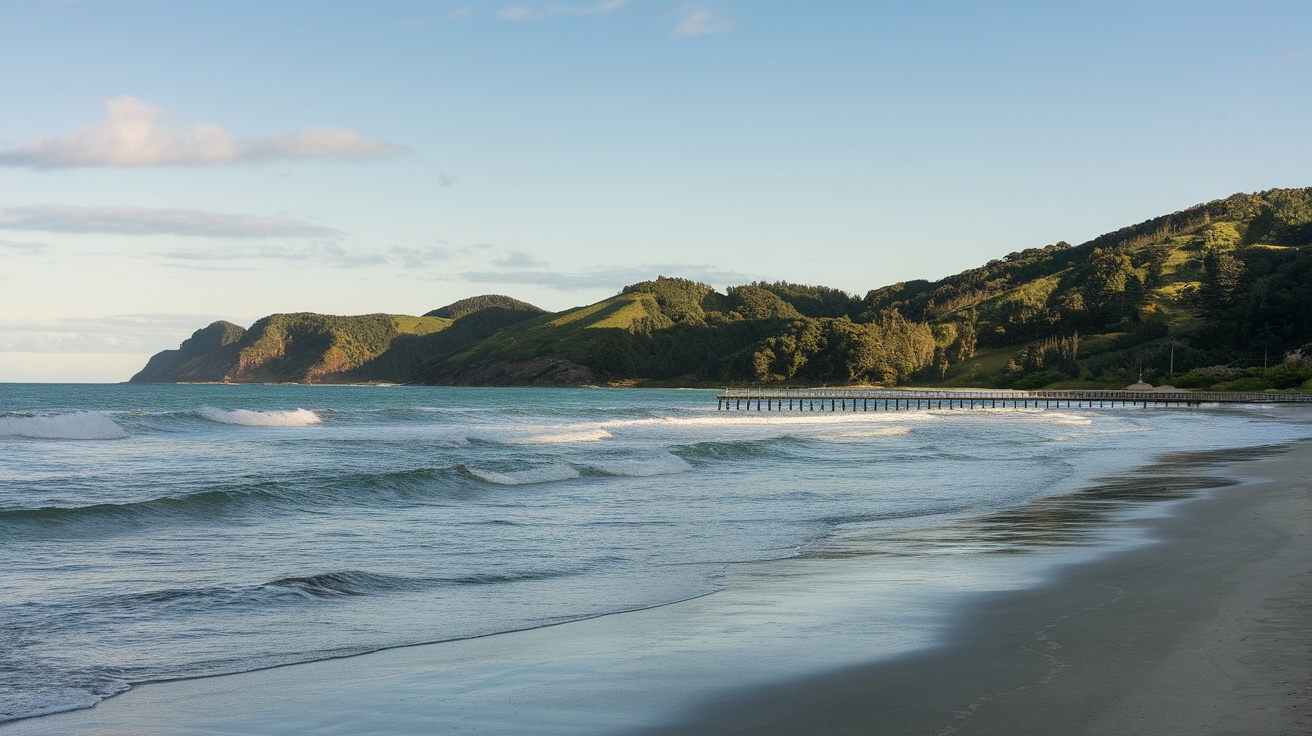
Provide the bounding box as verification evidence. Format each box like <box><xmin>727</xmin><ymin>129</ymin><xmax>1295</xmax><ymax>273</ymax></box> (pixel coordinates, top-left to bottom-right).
<box><xmin>1</xmin><ymin>384</ymin><xmax>1307</xmax><ymax>724</ymax></box>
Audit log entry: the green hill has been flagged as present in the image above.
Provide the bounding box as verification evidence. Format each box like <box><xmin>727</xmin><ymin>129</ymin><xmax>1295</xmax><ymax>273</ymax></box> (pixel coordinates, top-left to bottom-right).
<box><xmin>131</xmin><ymin>188</ymin><xmax>1312</xmax><ymax>390</ymax></box>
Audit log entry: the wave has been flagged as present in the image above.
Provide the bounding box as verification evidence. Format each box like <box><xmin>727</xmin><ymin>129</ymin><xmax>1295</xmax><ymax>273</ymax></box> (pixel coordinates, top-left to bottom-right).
<box><xmin>0</xmin><ymin>467</ymin><xmax>473</xmax><ymax>536</ymax></box>
<box><xmin>675</xmin><ymin>437</ymin><xmax>807</xmax><ymax>462</ymax></box>
<box><xmin>599</xmin><ymin>411</ymin><xmax>939</xmax><ymax>429</ymax></box>
<box><xmin>580</xmin><ymin>453</ymin><xmax>693</xmax><ymax>477</ymax></box>
<box><xmin>0</xmin><ymin>411</ymin><xmax>127</xmax><ymax>440</ymax></box>
<box><xmin>517</xmin><ymin>429</ymin><xmax>612</xmax><ymax>444</ymax></box>
<box><xmin>457</xmin><ymin>463</ymin><xmax>580</xmax><ymax>486</ymax></box>
<box><xmin>82</xmin><ymin>568</ymin><xmax>582</xmax><ymax>615</ymax></box>
<box><xmin>821</xmin><ymin>426</ymin><xmax>913</xmax><ymax>440</ymax></box>
<box><xmin>196</xmin><ymin>407</ymin><xmax>322</xmax><ymax>427</ymax></box>
<box><xmin>261</xmin><ymin>570</ymin><xmax>426</xmax><ymax>599</ymax></box>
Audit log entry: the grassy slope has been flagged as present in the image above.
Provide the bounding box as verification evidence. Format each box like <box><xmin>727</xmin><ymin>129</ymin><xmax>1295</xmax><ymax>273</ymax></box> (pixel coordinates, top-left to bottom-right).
<box><xmin>926</xmin><ymin>213</ymin><xmax>1312</xmax><ymax>391</ymax></box>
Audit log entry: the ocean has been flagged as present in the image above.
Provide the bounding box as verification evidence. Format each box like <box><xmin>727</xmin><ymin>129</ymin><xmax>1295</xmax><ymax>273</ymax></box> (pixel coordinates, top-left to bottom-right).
<box><xmin>1</xmin><ymin>384</ymin><xmax>1308</xmax><ymax>727</ymax></box>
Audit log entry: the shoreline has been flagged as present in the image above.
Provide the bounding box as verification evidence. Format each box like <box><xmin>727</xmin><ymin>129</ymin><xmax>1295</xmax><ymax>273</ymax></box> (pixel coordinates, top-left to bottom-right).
<box><xmin>4</xmin><ymin>437</ymin><xmax>1309</xmax><ymax>735</ymax></box>
<box><xmin>636</xmin><ymin>440</ymin><xmax>1312</xmax><ymax>735</ymax></box>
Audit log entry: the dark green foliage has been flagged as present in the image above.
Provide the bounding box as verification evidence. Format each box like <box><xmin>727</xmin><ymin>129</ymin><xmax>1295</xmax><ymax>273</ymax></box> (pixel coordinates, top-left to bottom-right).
<box><xmin>134</xmin><ymin>187</ymin><xmax>1312</xmax><ymax>390</ymax></box>
<box><xmin>621</xmin><ymin>276</ymin><xmax>716</xmax><ymax>325</ymax></box>
<box><xmin>129</xmin><ymin>320</ymin><xmax>247</xmax><ymax>383</ymax></box>
<box><xmin>754</xmin><ymin>281</ymin><xmax>861</xmax><ymax>319</ymax></box>
<box><xmin>426</xmin><ymin>294</ymin><xmax>546</xmax><ymax>320</ymax></box>
<box><xmin>724</xmin><ymin>285</ymin><xmax>803</xmax><ymax>320</ymax></box>
<box><xmin>370</xmin><ymin>306</ymin><xmax>546</xmax><ymax>383</ymax></box>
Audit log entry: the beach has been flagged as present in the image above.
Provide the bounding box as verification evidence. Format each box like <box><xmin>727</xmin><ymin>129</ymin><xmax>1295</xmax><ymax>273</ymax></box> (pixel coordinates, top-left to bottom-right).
<box><xmin>641</xmin><ymin>441</ymin><xmax>1312</xmax><ymax>735</ymax></box>
<box><xmin>3</xmin><ymin>408</ymin><xmax>1308</xmax><ymax>735</ymax></box>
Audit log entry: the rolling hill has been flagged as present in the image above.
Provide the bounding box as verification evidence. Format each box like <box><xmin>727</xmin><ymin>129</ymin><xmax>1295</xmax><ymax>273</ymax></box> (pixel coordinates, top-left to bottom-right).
<box><xmin>131</xmin><ymin>188</ymin><xmax>1312</xmax><ymax>391</ymax></box>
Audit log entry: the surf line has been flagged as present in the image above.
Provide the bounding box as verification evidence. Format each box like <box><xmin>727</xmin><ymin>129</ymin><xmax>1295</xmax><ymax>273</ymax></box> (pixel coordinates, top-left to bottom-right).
<box><xmin>715</xmin><ymin>388</ymin><xmax>1312</xmax><ymax>412</ymax></box>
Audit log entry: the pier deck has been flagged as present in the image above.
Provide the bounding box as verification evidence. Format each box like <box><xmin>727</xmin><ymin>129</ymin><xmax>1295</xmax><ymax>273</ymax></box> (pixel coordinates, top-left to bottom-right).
<box><xmin>716</xmin><ymin>388</ymin><xmax>1312</xmax><ymax>412</ymax></box>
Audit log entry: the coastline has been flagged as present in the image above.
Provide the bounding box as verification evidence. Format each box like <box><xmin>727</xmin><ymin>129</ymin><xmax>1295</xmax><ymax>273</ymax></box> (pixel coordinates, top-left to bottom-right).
<box><xmin>4</xmin><ymin>437</ymin><xmax>1309</xmax><ymax>735</ymax></box>
<box><xmin>637</xmin><ymin>440</ymin><xmax>1312</xmax><ymax>735</ymax></box>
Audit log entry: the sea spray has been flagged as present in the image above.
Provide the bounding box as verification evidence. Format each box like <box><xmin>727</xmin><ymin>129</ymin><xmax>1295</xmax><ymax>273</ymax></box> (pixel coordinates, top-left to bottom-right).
<box><xmin>0</xmin><ymin>412</ymin><xmax>127</xmax><ymax>440</ymax></box>
<box><xmin>196</xmin><ymin>407</ymin><xmax>322</xmax><ymax>426</ymax></box>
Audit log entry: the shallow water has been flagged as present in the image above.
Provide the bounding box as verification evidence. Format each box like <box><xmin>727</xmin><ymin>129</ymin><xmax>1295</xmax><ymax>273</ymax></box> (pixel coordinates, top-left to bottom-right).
<box><xmin>0</xmin><ymin>384</ymin><xmax>1307</xmax><ymax>723</ymax></box>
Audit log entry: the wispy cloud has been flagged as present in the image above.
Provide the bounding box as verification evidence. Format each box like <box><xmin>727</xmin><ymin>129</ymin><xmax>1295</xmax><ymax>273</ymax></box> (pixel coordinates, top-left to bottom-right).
<box><xmin>0</xmin><ymin>313</ymin><xmax>234</xmax><ymax>354</ymax></box>
<box><xmin>157</xmin><ymin>242</ymin><xmax>456</xmax><ymax>270</ymax></box>
<box><xmin>0</xmin><ymin>239</ymin><xmax>48</xmax><ymax>256</ymax></box>
<box><xmin>456</xmin><ymin>263</ymin><xmax>753</xmax><ymax>290</ymax></box>
<box><xmin>159</xmin><ymin>242</ymin><xmax>379</xmax><ymax>268</ymax></box>
<box><xmin>1274</xmin><ymin>50</ymin><xmax>1304</xmax><ymax>69</ymax></box>
<box><xmin>0</xmin><ymin>204</ymin><xmax>337</xmax><ymax>238</ymax></box>
<box><xmin>673</xmin><ymin>7</ymin><xmax>735</xmax><ymax>37</ymax></box>
<box><xmin>492</xmin><ymin>250</ymin><xmax>550</xmax><ymax>268</ymax></box>
<box><xmin>499</xmin><ymin>0</ymin><xmax>627</xmax><ymax>21</ymax></box>
<box><xmin>0</xmin><ymin>97</ymin><xmax>407</xmax><ymax>169</ymax></box>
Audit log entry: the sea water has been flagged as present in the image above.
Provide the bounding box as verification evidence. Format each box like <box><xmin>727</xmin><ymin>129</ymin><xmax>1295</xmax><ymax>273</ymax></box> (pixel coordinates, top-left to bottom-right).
<box><xmin>0</xmin><ymin>384</ymin><xmax>1308</xmax><ymax>725</ymax></box>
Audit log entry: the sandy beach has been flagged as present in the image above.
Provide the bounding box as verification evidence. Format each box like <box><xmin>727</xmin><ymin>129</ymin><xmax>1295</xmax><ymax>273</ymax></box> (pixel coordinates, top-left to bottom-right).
<box><xmin>5</xmin><ymin>440</ymin><xmax>1309</xmax><ymax>736</ymax></box>
<box><xmin>640</xmin><ymin>442</ymin><xmax>1312</xmax><ymax>735</ymax></box>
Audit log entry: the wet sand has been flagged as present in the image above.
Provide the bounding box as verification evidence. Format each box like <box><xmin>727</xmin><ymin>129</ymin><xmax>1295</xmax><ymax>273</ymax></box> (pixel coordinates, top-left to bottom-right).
<box><xmin>637</xmin><ymin>441</ymin><xmax>1312</xmax><ymax>735</ymax></box>
<box><xmin>5</xmin><ymin>441</ymin><xmax>1309</xmax><ymax>735</ymax></box>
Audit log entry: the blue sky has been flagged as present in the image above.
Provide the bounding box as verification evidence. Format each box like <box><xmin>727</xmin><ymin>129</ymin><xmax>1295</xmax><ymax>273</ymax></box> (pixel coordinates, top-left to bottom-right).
<box><xmin>1</xmin><ymin>0</ymin><xmax>1309</xmax><ymax>381</ymax></box>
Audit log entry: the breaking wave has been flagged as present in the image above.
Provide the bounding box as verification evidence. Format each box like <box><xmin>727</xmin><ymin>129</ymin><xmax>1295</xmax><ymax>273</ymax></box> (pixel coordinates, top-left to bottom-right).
<box><xmin>458</xmin><ymin>463</ymin><xmax>581</xmax><ymax>486</ymax></box>
<box><xmin>196</xmin><ymin>408</ymin><xmax>322</xmax><ymax>427</ymax></box>
<box><xmin>0</xmin><ymin>412</ymin><xmax>127</xmax><ymax>440</ymax></box>
<box><xmin>580</xmin><ymin>453</ymin><xmax>693</xmax><ymax>477</ymax></box>
<box><xmin>517</xmin><ymin>429</ymin><xmax>613</xmax><ymax>444</ymax></box>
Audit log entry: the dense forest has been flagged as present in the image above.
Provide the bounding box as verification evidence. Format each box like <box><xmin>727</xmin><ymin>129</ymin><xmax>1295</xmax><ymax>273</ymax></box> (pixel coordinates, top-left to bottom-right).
<box><xmin>132</xmin><ymin>188</ymin><xmax>1312</xmax><ymax>392</ymax></box>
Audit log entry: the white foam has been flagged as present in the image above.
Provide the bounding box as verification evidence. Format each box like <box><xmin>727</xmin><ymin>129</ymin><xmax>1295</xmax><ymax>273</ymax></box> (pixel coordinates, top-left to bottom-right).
<box><xmin>463</xmin><ymin>463</ymin><xmax>581</xmax><ymax>486</ymax></box>
<box><xmin>600</xmin><ymin>412</ymin><xmax>937</xmax><ymax>429</ymax></box>
<box><xmin>196</xmin><ymin>408</ymin><xmax>322</xmax><ymax>427</ymax></box>
<box><xmin>583</xmin><ymin>453</ymin><xmax>693</xmax><ymax>477</ymax></box>
<box><xmin>823</xmin><ymin>426</ymin><xmax>913</xmax><ymax>440</ymax></box>
<box><xmin>518</xmin><ymin>429</ymin><xmax>613</xmax><ymax>444</ymax></box>
<box><xmin>1042</xmin><ymin>412</ymin><xmax>1094</xmax><ymax>426</ymax></box>
<box><xmin>0</xmin><ymin>412</ymin><xmax>128</xmax><ymax>440</ymax></box>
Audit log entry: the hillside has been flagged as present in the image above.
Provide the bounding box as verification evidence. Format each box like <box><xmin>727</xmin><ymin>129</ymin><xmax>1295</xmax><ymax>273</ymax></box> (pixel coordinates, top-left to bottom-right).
<box><xmin>131</xmin><ymin>188</ymin><xmax>1312</xmax><ymax>391</ymax></box>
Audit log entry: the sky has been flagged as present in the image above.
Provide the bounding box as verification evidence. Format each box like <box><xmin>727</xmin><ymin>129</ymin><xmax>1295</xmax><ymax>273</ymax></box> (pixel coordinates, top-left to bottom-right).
<box><xmin>1</xmin><ymin>0</ymin><xmax>1309</xmax><ymax>382</ymax></box>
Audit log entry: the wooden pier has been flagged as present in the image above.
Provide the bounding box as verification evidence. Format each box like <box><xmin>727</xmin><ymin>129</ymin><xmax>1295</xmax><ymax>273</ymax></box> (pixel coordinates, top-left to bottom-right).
<box><xmin>716</xmin><ymin>388</ymin><xmax>1312</xmax><ymax>412</ymax></box>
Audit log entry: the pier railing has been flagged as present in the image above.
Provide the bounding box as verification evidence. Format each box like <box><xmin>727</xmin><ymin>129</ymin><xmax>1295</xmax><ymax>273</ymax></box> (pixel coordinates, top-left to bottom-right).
<box><xmin>715</xmin><ymin>387</ymin><xmax>1312</xmax><ymax>411</ymax></box>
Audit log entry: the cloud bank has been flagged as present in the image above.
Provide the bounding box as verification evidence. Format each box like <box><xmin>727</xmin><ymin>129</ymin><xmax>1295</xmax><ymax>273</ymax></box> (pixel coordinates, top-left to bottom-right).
<box><xmin>0</xmin><ymin>204</ymin><xmax>337</xmax><ymax>238</ymax></box>
<box><xmin>0</xmin><ymin>97</ymin><xmax>406</xmax><ymax>169</ymax></box>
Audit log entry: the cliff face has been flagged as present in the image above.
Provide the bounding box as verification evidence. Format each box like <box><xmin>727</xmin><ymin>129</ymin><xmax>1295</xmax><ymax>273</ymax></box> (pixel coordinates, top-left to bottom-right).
<box><xmin>130</xmin><ymin>298</ymin><xmax>546</xmax><ymax>384</ymax></box>
<box><xmin>131</xmin><ymin>320</ymin><xmax>247</xmax><ymax>383</ymax></box>
<box><xmin>130</xmin><ymin>313</ymin><xmax>453</xmax><ymax>383</ymax></box>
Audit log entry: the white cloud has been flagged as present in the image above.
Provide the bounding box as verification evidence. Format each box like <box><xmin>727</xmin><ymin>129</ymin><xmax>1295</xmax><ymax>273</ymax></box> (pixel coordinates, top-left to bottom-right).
<box><xmin>674</xmin><ymin>8</ymin><xmax>735</xmax><ymax>37</ymax></box>
<box><xmin>0</xmin><ymin>97</ymin><xmax>406</xmax><ymax>169</ymax></box>
<box><xmin>0</xmin><ymin>204</ymin><xmax>337</xmax><ymax>238</ymax></box>
<box><xmin>499</xmin><ymin>0</ymin><xmax>627</xmax><ymax>21</ymax></box>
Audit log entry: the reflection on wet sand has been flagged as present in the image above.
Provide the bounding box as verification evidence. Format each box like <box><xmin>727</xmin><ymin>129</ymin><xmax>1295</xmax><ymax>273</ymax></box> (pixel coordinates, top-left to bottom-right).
<box><xmin>815</xmin><ymin>444</ymin><xmax>1286</xmax><ymax>558</ymax></box>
